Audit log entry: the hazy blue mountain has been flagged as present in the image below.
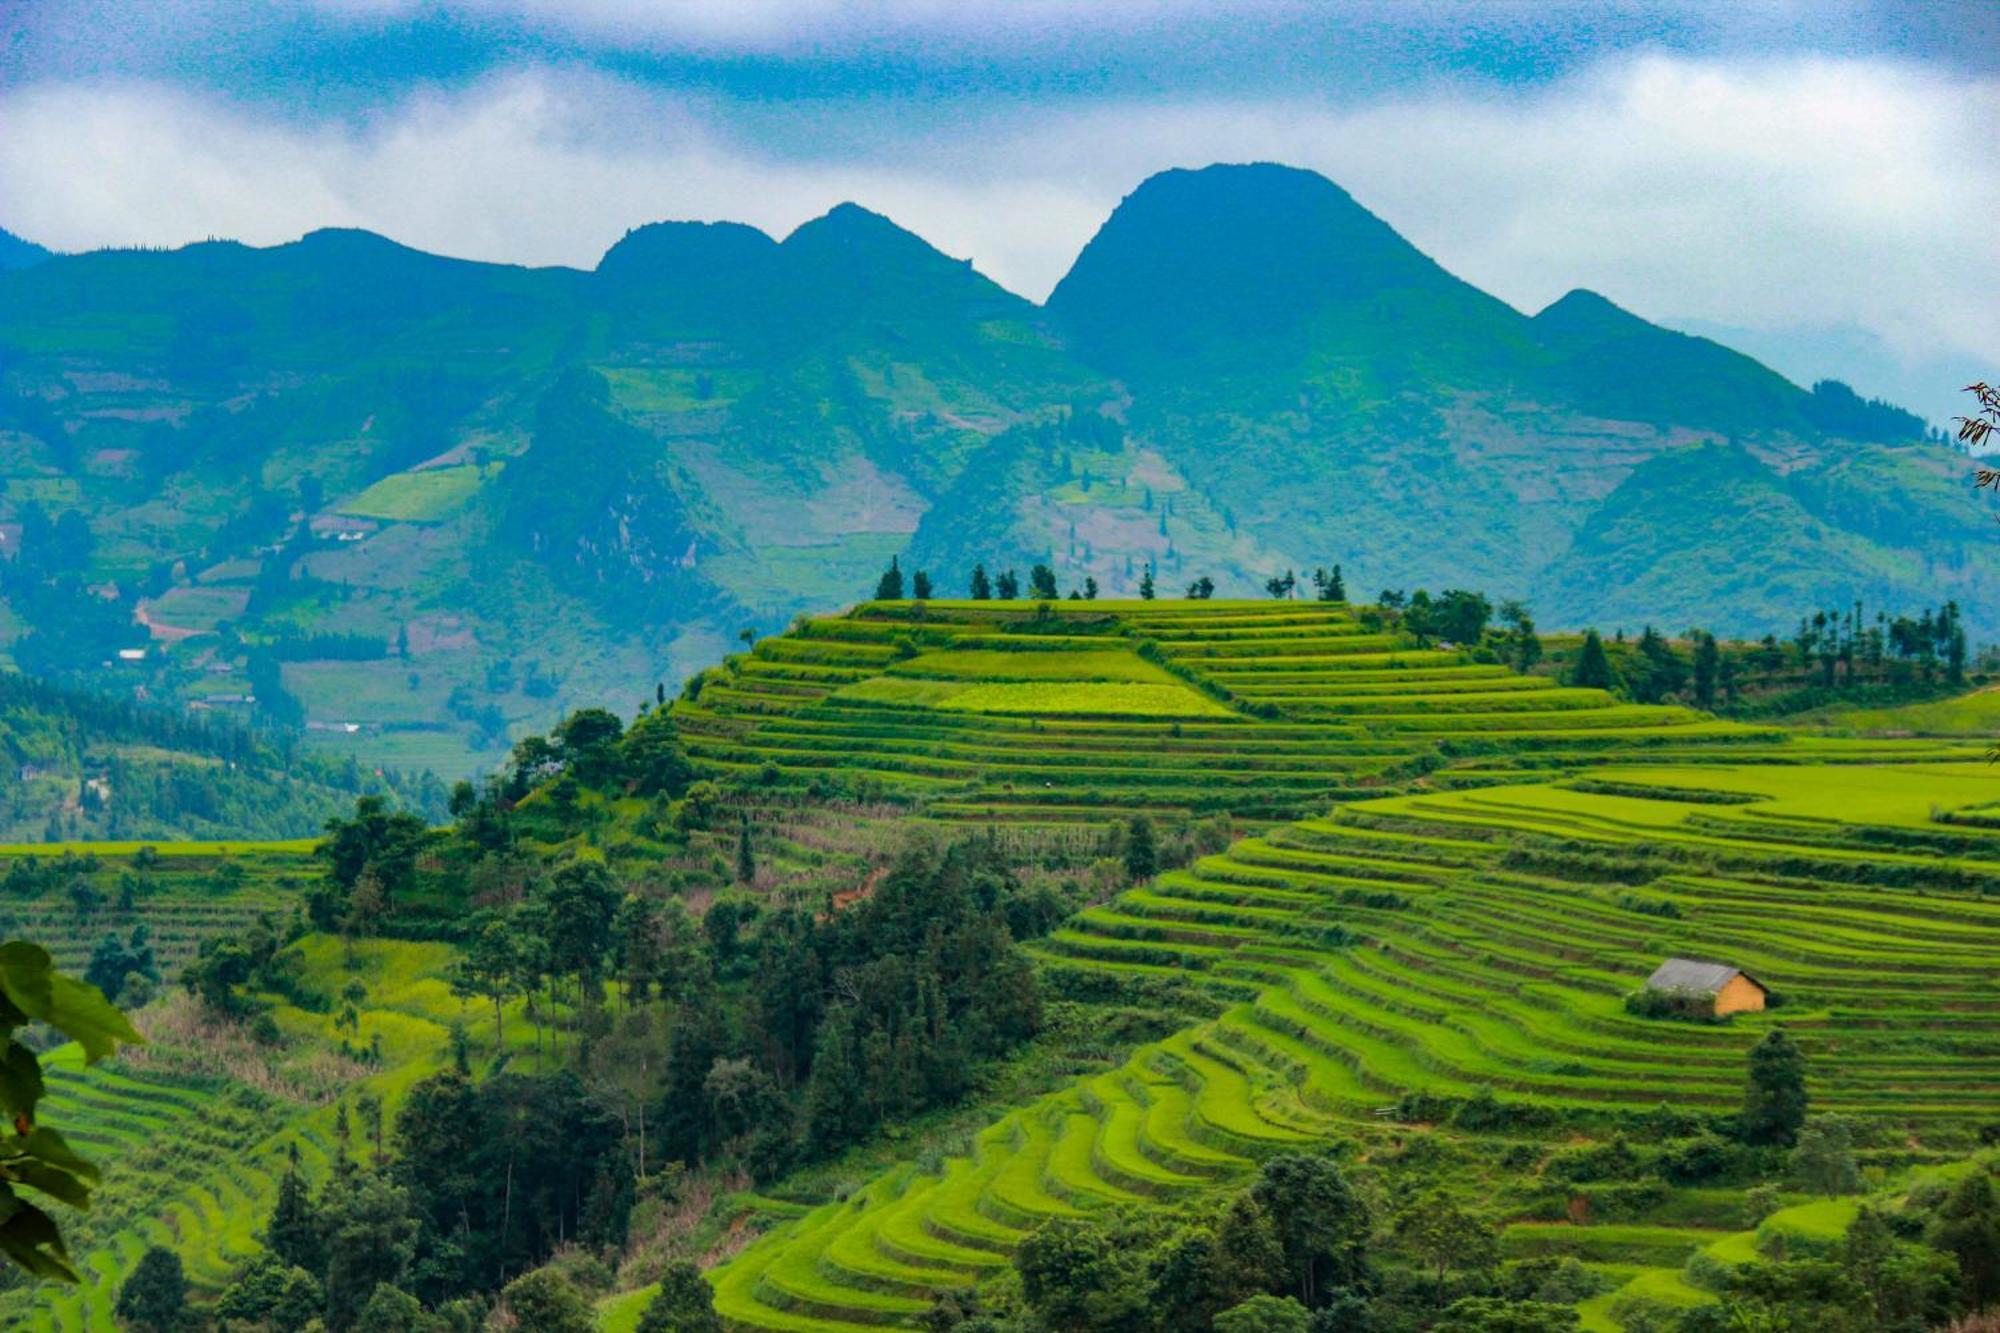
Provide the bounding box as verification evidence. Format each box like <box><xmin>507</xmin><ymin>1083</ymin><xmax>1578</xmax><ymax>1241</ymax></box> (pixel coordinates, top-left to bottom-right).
<box><xmin>1662</xmin><ymin>314</ymin><xmax>1983</xmax><ymax>434</ymax></box>
<box><xmin>0</xmin><ymin>227</ymin><xmax>50</xmax><ymax>271</ymax></box>
<box><xmin>0</xmin><ymin>164</ymin><xmax>1983</xmax><ymax>775</ymax></box>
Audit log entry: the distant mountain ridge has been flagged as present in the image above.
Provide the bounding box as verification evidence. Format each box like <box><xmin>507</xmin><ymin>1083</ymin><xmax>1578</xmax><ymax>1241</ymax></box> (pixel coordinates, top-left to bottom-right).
<box><xmin>0</xmin><ymin>163</ymin><xmax>1978</xmax><ymax>775</ymax></box>
<box><xmin>0</xmin><ymin>227</ymin><xmax>51</xmax><ymax>271</ymax></box>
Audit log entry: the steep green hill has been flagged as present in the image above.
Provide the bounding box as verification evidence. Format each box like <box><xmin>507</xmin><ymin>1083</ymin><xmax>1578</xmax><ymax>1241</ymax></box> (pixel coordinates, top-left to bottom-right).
<box><xmin>0</xmin><ymin>164</ymin><xmax>1979</xmax><ymax>777</ymax></box>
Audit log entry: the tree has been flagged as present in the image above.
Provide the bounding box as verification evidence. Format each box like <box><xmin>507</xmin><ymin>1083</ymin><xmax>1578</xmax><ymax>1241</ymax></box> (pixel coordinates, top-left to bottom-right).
<box><xmin>1497</xmin><ymin>600</ymin><xmax>1543</xmax><ymax>673</ymax></box>
<box><xmin>1214</xmin><ymin>1294</ymin><xmax>1312</xmax><ymax>1333</ymax></box>
<box><xmin>1251</xmin><ymin>1153</ymin><xmax>1371</xmax><ymax>1308</ymax></box>
<box><xmin>1571</xmin><ymin>630</ymin><xmax>1619</xmax><ymax>691</ymax></box>
<box><xmin>1790</xmin><ymin>1115</ymin><xmax>1861</xmax><ymax>1196</ymax></box>
<box><xmin>911</xmin><ymin>570</ymin><xmax>933</xmax><ymax>600</ymax></box>
<box><xmin>84</xmin><ymin>925</ymin><xmax>158</xmax><ymax>1002</ymax></box>
<box><xmin>736</xmin><ymin>816</ymin><xmax>757</xmax><ymax>885</ymax></box>
<box><xmin>354</xmin><ymin>1281</ymin><xmax>430</xmax><ymax>1332</ymax></box>
<box><xmin>968</xmin><ymin>563</ymin><xmax>992</xmax><ymax>600</ymax></box>
<box><xmin>543</xmin><ymin>859</ymin><xmax>619</xmax><ymax>969</ymax></box>
<box><xmin>1629</xmin><ymin>626</ymin><xmax>1688</xmax><ymax>703</ymax></box>
<box><xmin>1138</xmin><ymin>566</ymin><xmax>1155</xmax><ymax>600</ymax></box>
<box><xmin>1927</xmin><ymin>1170</ymin><xmax>2000</xmax><ymax>1309</ymax></box>
<box><xmin>315</xmin><ymin>795</ymin><xmax>432</xmax><ymax>924</ymax></box>
<box><xmin>1691</xmin><ymin>631</ymin><xmax>1721</xmax><ymax>709</ymax></box>
<box><xmin>115</xmin><ymin>1246</ymin><xmax>187</xmax><ymax>1331</ymax></box>
<box><xmin>1434</xmin><ymin>589</ymin><xmax>1493</xmax><ymax>645</ymax></box>
<box><xmin>450</xmin><ymin>913</ymin><xmax>521</xmax><ymax>1053</ymax></box>
<box><xmin>874</xmin><ymin>556</ymin><xmax>904</xmax><ymax>601</ymax></box>
<box><xmin>1029</xmin><ymin>564</ymin><xmax>1059</xmax><ymax>599</ymax></box>
<box><xmin>0</xmin><ymin>939</ymin><xmax>143</xmax><ymax>1280</ymax></box>
<box><xmin>500</xmin><ymin>1267</ymin><xmax>596</xmax><ymax>1332</ymax></box>
<box><xmin>1842</xmin><ymin>1205</ymin><xmax>1958</xmax><ymax>1330</ymax></box>
<box><xmin>266</xmin><ymin>1146</ymin><xmax>324</xmax><ymax>1274</ymax></box>
<box><xmin>214</xmin><ymin>1252</ymin><xmax>323</xmax><ymax>1329</ymax></box>
<box><xmin>1123</xmin><ymin>815</ymin><xmax>1158</xmax><ymax>883</ymax></box>
<box><xmin>995</xmin><ymin>569</ymin><xmax>1020</xmax><ymax>600</ymax></box>
<box><xmin>1084</xmin><ymin>576</ymin><xmax>1099</xmax><ymax>600</ymax></box>
<box><xmin>1015</xmin><ymin>1217</ymin><xmax>1148</xmax><ymax>1332</ymax></box>
<box><xmin>1188</xmin><ymin>576</ymin><xmax>1215</xmax><ymax>599</ymax></box>
<box><xmin>319</xmin><ymin>1170</ymin><xmax>421</xmax><ymax>1330</ymax></box>
<box><xmin>1265</xmin><ymin>570</ymin><xmax>1296</xmax><ymax>599</ymax></box>
<box><xmin>1741</xmin><ymin>1027</ymin><xmax>1808</xmax><ymax>1147</ymax></box>
<box><xmin>1433</xmin><ymin>1296</ymin><xmax>1581</xmax><ymax>1332</ymax></box>
<box><xmin>554</xmin><ymin>707</ymin><xmax>625</xmax><ymax>785</ymax></box>
<box><xmin>622</xmin><ymin>713</ymin><xmax>694</xmax><ymax>798</ymax></box>
<box><xmin>1394</xmin><ymin>1190</ymin><xmax>1497</xmax><ymax>1307</ymax></box>
<box><xmin>637</xmin><ymin>1260</ymin><xmax>724</xmax><ymax>1333</ymax></box>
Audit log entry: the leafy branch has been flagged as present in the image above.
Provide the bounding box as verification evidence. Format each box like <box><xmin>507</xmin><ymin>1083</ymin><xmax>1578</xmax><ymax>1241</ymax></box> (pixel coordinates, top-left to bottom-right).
<box><xmin>1959</xmin><ymin>382</ymin><xmax>1999</xmax><ymax>488</ymax></box>
<box><xmin>0</xmin><ymin>940</ymin><xmax>144</xmax><ymax>1281</ymax></box>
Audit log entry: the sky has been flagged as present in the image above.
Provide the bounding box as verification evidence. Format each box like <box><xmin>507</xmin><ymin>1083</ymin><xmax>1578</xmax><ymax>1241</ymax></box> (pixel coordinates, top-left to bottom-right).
<box><xmin>0</xmin><ymin>1</ymin><xmax>1994</xmax><ymax>420</ymax></box>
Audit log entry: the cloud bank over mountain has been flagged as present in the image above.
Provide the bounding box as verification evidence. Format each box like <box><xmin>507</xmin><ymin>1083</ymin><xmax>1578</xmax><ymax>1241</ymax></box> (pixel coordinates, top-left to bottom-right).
<box><xmin>0</xmin><ymin>4</ymin><xmax>1992</xmax><ymax>379</ymax></box>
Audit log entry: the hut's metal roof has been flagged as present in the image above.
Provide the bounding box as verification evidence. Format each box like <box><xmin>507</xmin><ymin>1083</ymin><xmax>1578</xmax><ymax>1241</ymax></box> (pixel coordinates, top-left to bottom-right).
<box><xmin>1645</xmin><ymin>957</ymin><xmax>1765</xmax><ymax>994</ymax></box>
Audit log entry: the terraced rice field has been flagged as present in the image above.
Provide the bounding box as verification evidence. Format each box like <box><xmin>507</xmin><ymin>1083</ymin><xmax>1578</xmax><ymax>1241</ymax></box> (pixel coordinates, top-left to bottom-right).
<box><xmin>2</xmin><ymin>936</ymin><xmax>501</xmax><ymax>1330</ymax></box>
<box><xmin>677</xmin><ymin>601</ymin><xmax>1971</xmax><ymax>823</ymax></box>
<box><xmin>703</xmin><ymin>762</ymin><xmax>2000</xmax><ymax>1331</ymax></box>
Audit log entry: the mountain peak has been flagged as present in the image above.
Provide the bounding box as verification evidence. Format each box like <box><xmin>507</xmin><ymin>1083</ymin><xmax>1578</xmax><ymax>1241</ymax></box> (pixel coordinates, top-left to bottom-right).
<box><xmin>0</xmin><ymin>226</ymin><xmax>52</xmax><ymax>271</ymax></box>
<box><xmin>778</xmin><ymin>201</ymin><xmax>1020</xmax><ymax>322</ymax></box>
<box><xmin>596</xmin><ymin>219</ymin><xmax>776</xmax><ymax>281</ymax></box>
<box><xmin>1046</xmin><ymin>161</ymin><xmax>1516</xmax><ymax>378</ymax></box>
<box><xmin>1532</xmin><ymin>288</ymin><xmax>1657</xmax><ymax>343</ymax></box>
<box><xmin>783</xmin><ymin>202</ymin><xmax>960</xmax><ymax>264</ymax></box>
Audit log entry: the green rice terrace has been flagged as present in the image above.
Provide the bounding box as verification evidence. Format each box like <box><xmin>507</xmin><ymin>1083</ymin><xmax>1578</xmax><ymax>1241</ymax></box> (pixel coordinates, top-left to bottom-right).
<box><xmin>8</xmin><ymin>599</ymin><xmax>2000</xmax><ymax>1331</ymax></box>
<box><xmin>686</xmin><ymin>759</ymin><xmax>2000</xmax><ymax>1332</ymax></box>
<box><xmin>677</xmin><ymin>600</ymin><xmax>1976</xmax><ymax>821</ymax></box>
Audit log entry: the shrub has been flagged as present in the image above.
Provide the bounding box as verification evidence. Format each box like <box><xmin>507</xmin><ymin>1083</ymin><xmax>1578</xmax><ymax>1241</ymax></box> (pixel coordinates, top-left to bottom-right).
<box><xmin>1624</xmin><ymin>986</ymin><xmax>1724</xmax><ymax>1023</ymax></box>
<box><xmin>1659</xmin><ymin>1132</ymin><xmax>1741</xmax><ymax>1185</ymax></box>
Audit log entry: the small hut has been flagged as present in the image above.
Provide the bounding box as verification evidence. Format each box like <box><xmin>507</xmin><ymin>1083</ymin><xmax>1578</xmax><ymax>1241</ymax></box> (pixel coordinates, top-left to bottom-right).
<box><xmin>1645</xmin><ymin>958</ymin><xmax>1768</xmax><ymax>1016</ymax></box>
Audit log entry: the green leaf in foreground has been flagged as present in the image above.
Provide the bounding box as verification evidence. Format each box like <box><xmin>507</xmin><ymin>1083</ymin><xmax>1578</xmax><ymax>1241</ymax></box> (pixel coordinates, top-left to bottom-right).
<box><xmin>0</xmin><ymin>939</ymin><xmax>144</xmax><ymax>1281</ymax></box>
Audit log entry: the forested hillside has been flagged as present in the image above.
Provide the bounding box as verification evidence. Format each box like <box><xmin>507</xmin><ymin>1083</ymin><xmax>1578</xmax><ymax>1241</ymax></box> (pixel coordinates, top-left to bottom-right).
<box><xmin>0</xmin><ymin>163</ymin><xmax>1979</xmax><ymax>776</ymax></box>
<box><xmin>0</xmin><ymin>669</ymin><xmax>444</xmax><ymax>840</ymax></box>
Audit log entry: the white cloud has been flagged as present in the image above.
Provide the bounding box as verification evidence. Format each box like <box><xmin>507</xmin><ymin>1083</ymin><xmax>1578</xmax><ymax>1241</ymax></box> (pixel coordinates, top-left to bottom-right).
<box><xmin>0</xmin><ymin>54</ymin><xmax>1992</xmax><ymax>373</ymax></box>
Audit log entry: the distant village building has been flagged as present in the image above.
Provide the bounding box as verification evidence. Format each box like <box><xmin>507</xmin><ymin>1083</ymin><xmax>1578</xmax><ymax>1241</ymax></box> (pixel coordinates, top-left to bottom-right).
<box><xmin>1645</xmin><ymin>958</ymin><xmax>1768</xmax><ymax>1016</ymax></box>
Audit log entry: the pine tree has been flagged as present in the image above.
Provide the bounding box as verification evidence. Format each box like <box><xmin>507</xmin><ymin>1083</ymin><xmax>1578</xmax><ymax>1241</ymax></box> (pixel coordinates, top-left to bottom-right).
<box><xmin>1741</xmin><ymin>1027</ymin><xmax>1808</xmax><ymax>1146</ymax></box>
<box><xmin>638</xmin><ymin>1259</ymin><xmax>725</xmax><ymax>1332</ymax></box>
<box><xmin>268</xmin><ymin>1144</ymin><xmax>322</xmax><ymax>1264</ymax></box>
<box><xmin>1572</xmin><ymin>629</ymin><xmax>1619</xmax><ymax>691</ymax></box>
<box><xmin>911</xmin><ymin>570</ymin><xmax>932</xmax><ymax>599</ymax></box>
<box><xmin>1692</xmin><ymin>631</ymin><xmax>1721</xmax><ymax>709</ymax></box>
<box><xmin>968</xmin><ymin>563</ymin><xmax>992</xmax><ymax>600</ymax></box>
<box><xmin>995</xmin><ymin>569</ymin><xmax>1020</xmax><ymax>600</ymax></box>
<box><xmin>1123</xmin><ymin>815</ymin><xmax>1158</xmax><ymax>883</ymax></box>
<box><xmin>874</xmin><ymin>556</ymin><xmax>904</xmax><ymax>601</ymax></box>
<box><xmin>115</xmin><ymin>1247</ymin><xmax>187</xmax><ymax>1333</ymax></box>
<box><xmin>1138</xmin><ymin>566</ymin><xmax>1155</xmax><ymax>600</ymax></box>
<box><xmin>735</xmin><ymin>815</ymin><xmax>756</xmax><ymax>885</ymax></box>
